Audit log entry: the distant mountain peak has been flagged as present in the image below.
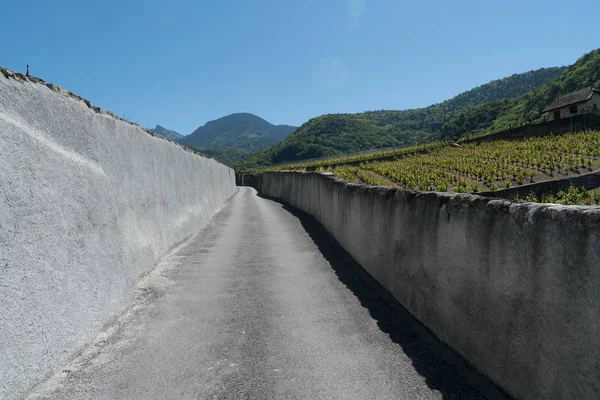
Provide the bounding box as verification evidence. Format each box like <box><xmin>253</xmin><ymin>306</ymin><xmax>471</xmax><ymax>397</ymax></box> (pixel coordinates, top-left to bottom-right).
<box><xmin>151</xmin><ymin>125</ymin><xmax>183</xmax><ymax>141</ymax></box>
<box><xmin>179</xmin><ymin>113</ymin><xmax>296</xmax><ymax>152</ymax></box>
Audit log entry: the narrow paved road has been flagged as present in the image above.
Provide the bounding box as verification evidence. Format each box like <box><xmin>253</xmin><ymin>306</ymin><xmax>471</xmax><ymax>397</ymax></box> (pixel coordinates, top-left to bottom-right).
<box><xmin>29</xmin><ymin>187</ymin><xmax>508</xmax><ymax>400</ymax></box>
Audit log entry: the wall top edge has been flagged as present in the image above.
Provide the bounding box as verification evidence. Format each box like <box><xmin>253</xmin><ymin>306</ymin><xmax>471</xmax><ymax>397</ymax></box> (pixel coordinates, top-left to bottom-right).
<box><xmin>261</xmin><ymin>171</ymin><xmax>600</xmax><ymax>229</ymax></box>
<box><xmin>0</xmin><ymin>66</ymin><xmax>231</xmax><ymax>169</ymax></box>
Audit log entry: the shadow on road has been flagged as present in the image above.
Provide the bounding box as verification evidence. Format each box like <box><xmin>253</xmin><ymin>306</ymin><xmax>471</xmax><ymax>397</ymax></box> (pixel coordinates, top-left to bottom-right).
<box><xmin>258</xmin><ymin>193</ymin><xmax>512</xmax><ymax>400</ymax></box>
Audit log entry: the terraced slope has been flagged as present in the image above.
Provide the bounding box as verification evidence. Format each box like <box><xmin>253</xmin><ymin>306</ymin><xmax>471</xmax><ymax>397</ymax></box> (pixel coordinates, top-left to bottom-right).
<box><xmin>322</xmin><ymin>130</ymin><xmax>600</xmax><ymax>205</ymax></box>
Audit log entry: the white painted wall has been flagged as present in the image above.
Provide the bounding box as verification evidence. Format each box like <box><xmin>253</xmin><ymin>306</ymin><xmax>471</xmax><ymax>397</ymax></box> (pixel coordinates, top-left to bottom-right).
<box><xmin>0</xmin><ymin>71</ymin><xmax>237</xmax><ymax>398</ymax></box>
<box><xmin>547</xmin><ymin>92</ymin><xmax>600</xmax><ymax>120</ymax></box>
<box><xmin>590</xmin><ymin>92</ymin><xmax>600</xmax><ymax>112</ymax></box>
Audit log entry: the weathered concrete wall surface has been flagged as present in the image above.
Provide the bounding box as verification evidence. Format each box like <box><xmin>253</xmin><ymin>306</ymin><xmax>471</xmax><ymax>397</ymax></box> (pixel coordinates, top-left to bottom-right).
<box><xmin>0</xmin><ymin>70</ymin><xmax>237</xmax><ymax>398</ymax></box>
<box><xmin>235</xmin><ymin>173</ymin><xmax>259</xmax><ymax>188</ymax></box>
<box><xmin>258</xmin><ymin>171</ymin><xmax>600</xmax><ymax>400</ymax></box>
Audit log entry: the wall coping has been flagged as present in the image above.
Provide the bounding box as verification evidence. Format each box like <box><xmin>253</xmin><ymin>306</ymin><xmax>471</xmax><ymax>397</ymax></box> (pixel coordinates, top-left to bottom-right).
<box><xmin>263</xmin><ymin>171</ymin><xmax>600</xmax><ymax>229</ymax></box>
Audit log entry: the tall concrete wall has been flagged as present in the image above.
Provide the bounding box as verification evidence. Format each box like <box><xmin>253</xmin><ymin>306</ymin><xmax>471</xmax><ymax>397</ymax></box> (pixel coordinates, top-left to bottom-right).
<box><xmin>0</xmin><ymin>69</ymin><xmax>237</xmax><ymax>398</ymax></box>
<box><xmin>258</xmin><ymin>171</ymin><xmax>600</xmax><ymax>400</ymax></box>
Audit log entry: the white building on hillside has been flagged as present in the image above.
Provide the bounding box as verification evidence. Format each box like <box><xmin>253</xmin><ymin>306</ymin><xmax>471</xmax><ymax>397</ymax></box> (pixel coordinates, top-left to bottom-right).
<box><xmin>543</xmin><ymin>87</ymin><xmax>600</xmax><ymax>121</ymax></box>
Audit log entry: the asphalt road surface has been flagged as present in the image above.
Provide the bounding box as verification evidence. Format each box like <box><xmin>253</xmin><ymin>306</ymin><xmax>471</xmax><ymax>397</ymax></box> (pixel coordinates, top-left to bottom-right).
<box><xmin>29</xmin><ymin>187</ymin><xmax>509</xmax><ymax>400</ymax></box>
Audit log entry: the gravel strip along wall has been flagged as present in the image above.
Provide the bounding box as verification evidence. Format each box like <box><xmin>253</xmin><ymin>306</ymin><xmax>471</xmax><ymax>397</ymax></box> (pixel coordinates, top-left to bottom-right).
<box><xmin>0</xmin><ymin>68</ymin><xmax>237</xmax><ymax>398</ymax></box>
<box><xmin>257</xmin><ymin>171</ymin><xmax>600</xmax><ymax>400</ymax></box>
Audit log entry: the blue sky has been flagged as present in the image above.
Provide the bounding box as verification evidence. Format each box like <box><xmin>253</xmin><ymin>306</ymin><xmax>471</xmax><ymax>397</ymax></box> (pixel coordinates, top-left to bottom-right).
<box><xmin>1</xmin><ymin>0</ymin><xmax>599</xmax><ymax>134</ymax></box>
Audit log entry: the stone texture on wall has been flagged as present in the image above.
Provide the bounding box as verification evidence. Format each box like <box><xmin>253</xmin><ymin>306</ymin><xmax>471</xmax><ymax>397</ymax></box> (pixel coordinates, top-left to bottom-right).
<box><xmin>0</xmin><ymin>69</ymin><xmax>237</xmax><ymax>398</ymax></box>
<box><xmin>257</xmin><ymin>171</ymin><xmax>600</xmax><ymax>400</ymax></box>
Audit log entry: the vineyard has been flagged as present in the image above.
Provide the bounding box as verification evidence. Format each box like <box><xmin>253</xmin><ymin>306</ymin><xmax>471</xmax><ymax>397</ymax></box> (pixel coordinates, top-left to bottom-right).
<box><xmin>254</xmin><ymin>142</ymin><xmax>445</xmax><ymax>172</ymax></box>
<box><xmin>319</xmin><ymin>130</ymin><xmax>600</xmax><ymax>205</ymax></box>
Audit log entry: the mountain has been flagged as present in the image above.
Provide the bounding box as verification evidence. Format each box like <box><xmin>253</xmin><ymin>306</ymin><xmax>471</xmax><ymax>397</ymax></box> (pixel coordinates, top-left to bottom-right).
<box><xmin>440</xmin><ymin>48</ymin><xmax>600</xmax><ymax>140</ymax></box>
<box><xmin>178</xmin><ymin>113</ymin><xmax>296</xmax><ymax>165</ymax></box>
<box><xmin>151</xmin><ymin>125</ymin><xmax>183</xmax><ymax>141</ymax></box>
<box><xmin>179</xmin><ymin>113</ymin><xmax>296</xmax><ymax>151</ymax></box>
<box><xmin>237</xmin><ymin>66</ymin><xmax>566</xmax><ymax>169</ymax></box>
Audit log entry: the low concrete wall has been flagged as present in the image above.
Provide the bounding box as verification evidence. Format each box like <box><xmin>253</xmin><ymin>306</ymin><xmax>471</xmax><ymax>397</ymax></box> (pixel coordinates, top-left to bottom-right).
<box><xmin>0</xmin><ymin>69</ymin><xmax>237</xmax><ymax>398</ymax></box>
<box><xmin>480</xmin><ymin>171</ymin><xmax>600</xmax><ymax>200</ymax></box>
<box><xmin>258</xmin><ymin>171</ymin><xmax>600</xmax><ymax>400</ymax></box>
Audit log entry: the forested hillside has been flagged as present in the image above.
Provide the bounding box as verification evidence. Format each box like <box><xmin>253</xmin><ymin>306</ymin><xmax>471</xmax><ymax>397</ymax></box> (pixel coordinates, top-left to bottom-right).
<box><xmin>178</xmin><ymin>113</ymin><xmax>296</xmax><ymax>164</ymax></box>
<box><xmin>188</xmin><ymin>146</ymin><xmax>254</xmax><ymax>166</ymax></box>
<box><xmin>440</xmin><ymin>49</ymin><xmax>600</xmax><ymax>140</ymax></box>
<box><xmin>237</xmin><ymin>66</ymin><xmax>565</xmax><ymax>168</ymax></box>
